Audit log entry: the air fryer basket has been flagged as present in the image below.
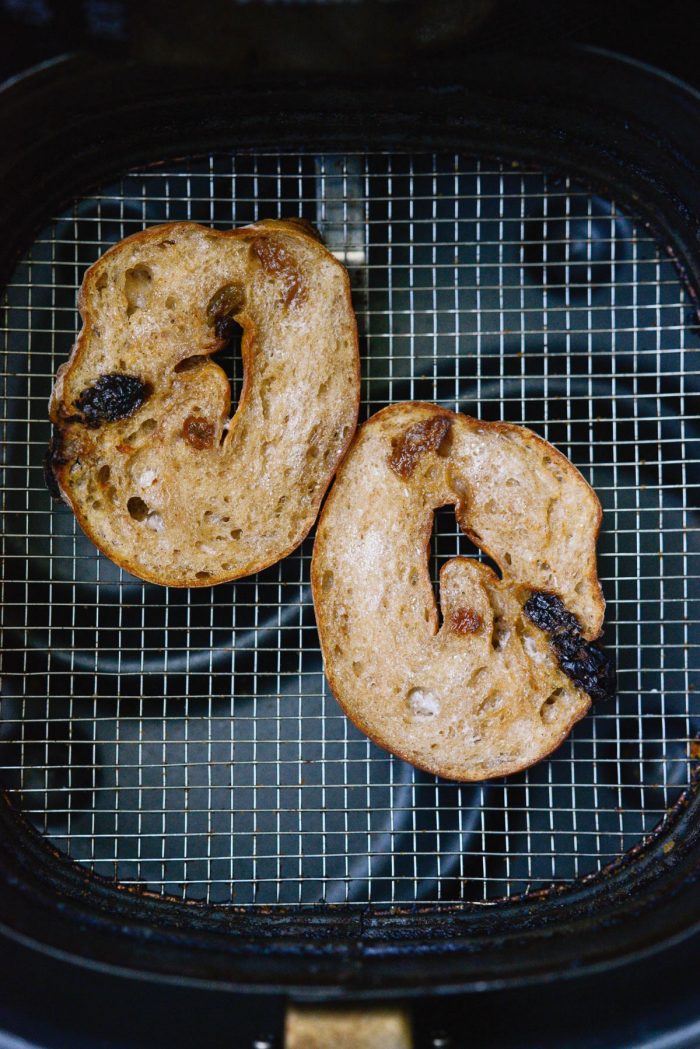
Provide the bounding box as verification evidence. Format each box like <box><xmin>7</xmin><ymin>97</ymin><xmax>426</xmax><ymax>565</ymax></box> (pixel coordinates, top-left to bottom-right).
<box><xmin>0</xmin><ymin>50</ymin><xmax>698</xmax><ymax>995</ymax></box>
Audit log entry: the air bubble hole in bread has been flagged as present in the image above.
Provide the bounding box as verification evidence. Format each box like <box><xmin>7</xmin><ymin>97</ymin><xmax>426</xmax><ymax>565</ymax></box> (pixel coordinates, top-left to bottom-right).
<box><xmin>47</xmin><ymin>219</ymin><xmax>359</xmax><ymax>586</ymax></box>
<box><xmin>312</xmin><ymin>402</ymin><xmax>614</xmax><ymax>781</ymax></box>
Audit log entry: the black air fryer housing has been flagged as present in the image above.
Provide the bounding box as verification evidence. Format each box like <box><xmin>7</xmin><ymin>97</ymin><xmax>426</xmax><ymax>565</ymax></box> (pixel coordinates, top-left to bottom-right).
<box><xmin>0</xmin><ymin>37</ymin><xmax>699</xmax><ymax>1049</ymax></box>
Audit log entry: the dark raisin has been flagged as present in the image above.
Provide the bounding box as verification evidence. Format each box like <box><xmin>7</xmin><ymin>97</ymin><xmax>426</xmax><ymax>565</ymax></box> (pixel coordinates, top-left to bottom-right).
<box><xmin>523</xmin><ymin>591</ymin><xmax>579</xmax><ymax>636</ymax></box>
<box><xmin>524</xmin><ymin>590</ymin><xmax>615</xmax><ymax>703</ymax></box>
<box><xmin>75</xmin><ymin>374</ymin><xmax>151</xmax><ymax>428</ymax></box>
<box><xmin>558</xmin><ymin>641</ymin><xmax>616</xmax><ymax>704</ymax></box>
<box><xmin>206</xmin><ymin>283</ymin><xmax>245</xmax><ymax>337</ymax></box>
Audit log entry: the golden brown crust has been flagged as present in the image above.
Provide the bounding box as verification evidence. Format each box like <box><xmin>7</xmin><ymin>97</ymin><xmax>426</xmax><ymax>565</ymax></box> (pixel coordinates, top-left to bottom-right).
<box><xmin>50</xmin><ymin>220</ymin><xmax>360</xmax><ymax>587</ymax></box>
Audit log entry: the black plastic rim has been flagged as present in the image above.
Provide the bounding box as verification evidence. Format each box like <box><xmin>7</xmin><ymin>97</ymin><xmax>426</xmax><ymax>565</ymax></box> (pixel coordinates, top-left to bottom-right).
<box><xmin>0</xmin><ymin>46</ymin><xmax>699</xmax><ymax>995</ymax></box>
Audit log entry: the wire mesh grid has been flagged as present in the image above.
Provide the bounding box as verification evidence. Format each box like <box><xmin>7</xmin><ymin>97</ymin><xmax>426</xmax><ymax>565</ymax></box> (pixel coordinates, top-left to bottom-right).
<box><xmin>0</xmin><ymin>152</ymin><xmax>698</xmax><ymax>907</ymax></box>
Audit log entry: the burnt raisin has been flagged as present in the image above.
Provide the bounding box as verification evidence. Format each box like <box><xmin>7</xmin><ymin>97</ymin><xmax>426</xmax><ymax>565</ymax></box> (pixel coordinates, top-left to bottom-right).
<box><xmin>75</xmin><ymin>374</ymin><xmax>151</xmax><ymax>428</ymax></box>
<box><xmin>523</xmin><ymin>591</ymin><xmax>579</xmax><ymax>636</ymax></box>
<box><xmin>558</xmin><ymin>641</ymin><xmax>616</xmax><ymax>704</ymax></box>
<box><xmin>524</xmin><ymin>590</ymin><xmax>615</xmax><ymax>703</ymax></box>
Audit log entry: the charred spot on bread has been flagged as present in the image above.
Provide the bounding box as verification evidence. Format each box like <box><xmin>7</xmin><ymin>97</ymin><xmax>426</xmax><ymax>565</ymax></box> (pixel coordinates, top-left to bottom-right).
<box><xmin>251</xmin><ymin>236</ymin><xmax>304</xmax><ymax>308</ymax></box>
<box><xmin>389</xmin><ymin>416</ymin><xmax>452</xmax><ymax>478</ymax></box>
<box><xmin>524</xmin><ymin>591</ymin><xmax>615</xmax><ymax>703</ymax></box>
<box><xmin>75</xmin><ymin>374</ymin><xmax>152</xmax><ymax>428</ymax></box>
<box><xmin>183</xmin><ymin>415</ymin><xmax>215</xmax><ymax>449</ymax></box>
<box><xmin>450</xmin><ymin>608</ymin><xmax>483</xmax><ymax>635</ymax></box>
<box><xmin>206</xmin><ymin>284</ymin><xmax>245</xmax><ymax>339</ymax></box>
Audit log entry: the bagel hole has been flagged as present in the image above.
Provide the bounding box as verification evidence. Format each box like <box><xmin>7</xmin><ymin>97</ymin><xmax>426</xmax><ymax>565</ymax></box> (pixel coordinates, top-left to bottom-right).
<box><xmin>127</xmin><ymin>496</ymin><xmax>149</xmax><ymax>522</ymax></box>
<box><xmin>351</xmin><ymin>661</ymin><xmax>363</xmax><ymax>676</ymax></box>
<box><xmin>212</xmin><ymin>317</ymin><xmax>244</xmax><ymax>421</ymax></box>
<box><xmin>321</xmin><ymin>570</ymin><xmax>334</xmax><ymax>592</ymax></box>
<box><xmin>195</xmin><ymin>571</ymin><xmax>211</xmax><ymax>581</ymax></box>
<box><xmin>230</xmin><ymin>529</ymin><xmax>242</xmax><ymax>540</ymax></box>
<box><xmin>124</xmin><ymin>264</ymin><xmax>153</xmax><ymax>316</ymax></box>
<box><xmin>97</xmin><ymin>464</ymin><xmax>111</xmax><ymax>485</ymax></box>
<box><xmin>430</xmin><ymin>506</ymin><xmax>502</xmax><ymax>628</ymax></box>
<box><xmin>165</xmin><ymin>295</ymin><xmax>178</xmax><ymax>310</ymax></box>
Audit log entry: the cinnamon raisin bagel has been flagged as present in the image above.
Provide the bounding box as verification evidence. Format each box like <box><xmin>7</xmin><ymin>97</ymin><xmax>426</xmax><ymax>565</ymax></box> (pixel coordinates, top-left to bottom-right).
<box><xmin>312</xmin><ymin>402</ymin><xmax>614</xmax><ymax>781</ymax></box>
<box><xmin>47</xmin><ymin>219</ymin><xmax>359</xmax><ymax>586</ymax></box>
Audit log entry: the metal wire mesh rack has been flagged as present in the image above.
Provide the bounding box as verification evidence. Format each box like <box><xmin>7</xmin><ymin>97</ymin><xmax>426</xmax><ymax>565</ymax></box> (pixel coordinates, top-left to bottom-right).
<box><xmin>1</xmin><ymin>153</ymin><xmax>698</xmax><ymax>908</ymax></box>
